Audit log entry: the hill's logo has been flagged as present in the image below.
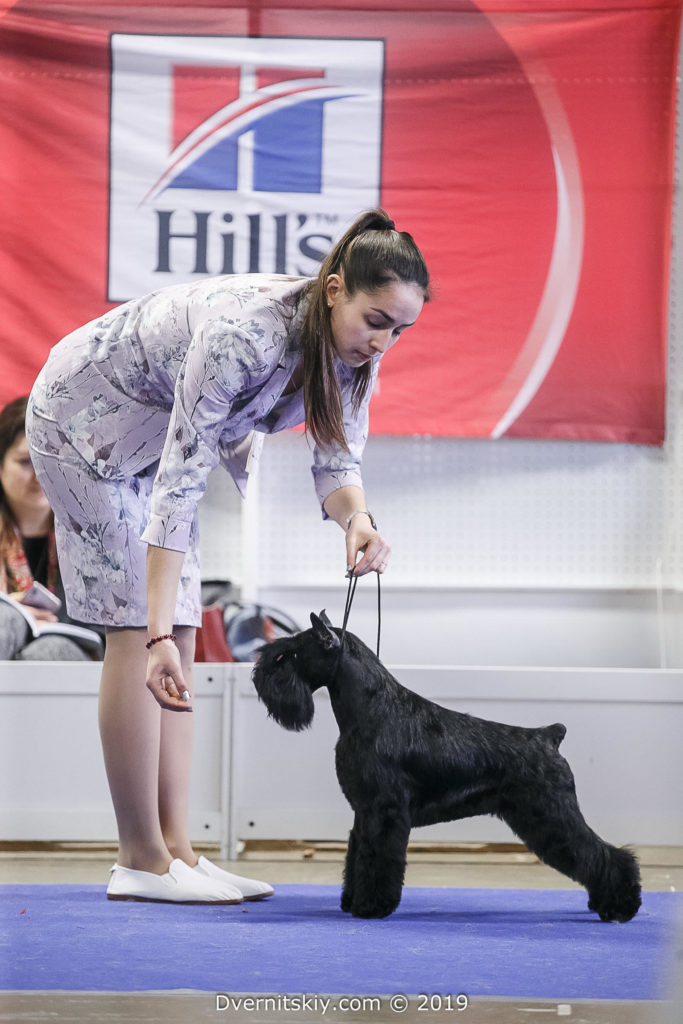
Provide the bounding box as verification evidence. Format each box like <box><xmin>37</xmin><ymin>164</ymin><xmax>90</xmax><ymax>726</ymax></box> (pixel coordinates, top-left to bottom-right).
<box><xmin>109</xmin><ymin>35</ymin><xmax>384</xmax><ymax>300</ymax></box>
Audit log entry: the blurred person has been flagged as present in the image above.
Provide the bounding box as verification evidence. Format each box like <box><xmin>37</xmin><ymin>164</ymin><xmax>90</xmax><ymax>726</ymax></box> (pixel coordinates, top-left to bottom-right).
<box><xmin>0</xmin><ymin>395</ymin><xmax>100</xmax><ymax>661</ymax></box>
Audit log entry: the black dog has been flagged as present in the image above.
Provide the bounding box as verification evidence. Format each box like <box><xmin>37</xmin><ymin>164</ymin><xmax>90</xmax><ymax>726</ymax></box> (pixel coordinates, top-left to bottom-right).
<box><xmin>253</xmin><ymin>611</ymin><xmax>641</xmax><ymax>922</ymax></box>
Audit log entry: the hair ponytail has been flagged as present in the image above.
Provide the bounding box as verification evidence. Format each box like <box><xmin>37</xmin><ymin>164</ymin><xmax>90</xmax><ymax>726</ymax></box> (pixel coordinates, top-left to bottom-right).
<box><xmin>300</xmin><ymin>209</ymin><xmax>429</xmax><ymax>452</ymax></box>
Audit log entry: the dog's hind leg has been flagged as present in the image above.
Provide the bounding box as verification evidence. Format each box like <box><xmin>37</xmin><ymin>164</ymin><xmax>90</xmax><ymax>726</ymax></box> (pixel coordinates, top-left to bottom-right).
<box><xmin>345</xmin><ymin>807</ymin><xmax>410</xmax><ymax>919</ymax></box>
<box><xmin>498</xmin><ymin>776</ymin><xmax>641</xmax><ymax>922</ymax></box>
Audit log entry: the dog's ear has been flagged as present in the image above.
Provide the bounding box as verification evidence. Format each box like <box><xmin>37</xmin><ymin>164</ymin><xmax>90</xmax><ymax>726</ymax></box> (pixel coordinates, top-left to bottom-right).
<box><xmin>252</xmin><ymin>658</ymin><xmax>315</xmax><ymax>731</ymax></box>
<box><xmin>310</xmin><ymin>611</ymin><xmax>340</xmax><ymax>650</ymax></box>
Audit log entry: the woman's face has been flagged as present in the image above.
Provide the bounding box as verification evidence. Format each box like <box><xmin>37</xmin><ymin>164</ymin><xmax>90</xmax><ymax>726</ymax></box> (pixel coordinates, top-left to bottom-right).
<box><xmin>0</xmin><ymin>433</ymin><xmax>50</xmax><ymax>520</ymax></box>
<box><xmin>325</xmin><ymin>275</ymin><xmax>425</xmax><ymax>368</ymax></box>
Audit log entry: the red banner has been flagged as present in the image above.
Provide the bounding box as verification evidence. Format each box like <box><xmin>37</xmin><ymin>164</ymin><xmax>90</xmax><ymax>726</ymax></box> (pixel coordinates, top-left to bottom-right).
<box><xmin>0</xmin><ymin>0</ymin><xmax>680</xmax><ymax>443</ymax></box>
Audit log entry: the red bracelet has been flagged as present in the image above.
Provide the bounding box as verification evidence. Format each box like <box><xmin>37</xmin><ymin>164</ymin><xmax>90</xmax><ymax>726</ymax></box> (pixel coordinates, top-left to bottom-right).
<box><xmin>146</xmin><ymin>633</ymin><xmax>177</xmax><ymax>650</ymax></box>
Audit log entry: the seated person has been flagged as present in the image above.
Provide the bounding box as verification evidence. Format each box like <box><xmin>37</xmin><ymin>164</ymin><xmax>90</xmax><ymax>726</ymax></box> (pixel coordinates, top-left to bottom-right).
<box><xmin>0</xmin><ymin>396</ymin><xmax>102</xmax><ymax>661</ymax></box>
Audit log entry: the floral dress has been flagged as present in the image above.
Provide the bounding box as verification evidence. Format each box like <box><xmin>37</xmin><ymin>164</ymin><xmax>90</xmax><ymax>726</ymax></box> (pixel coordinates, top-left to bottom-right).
<box><xmin>26</xmin><ymin>275</ymin><xmax>380</xmax><ymax>627</ymax></box>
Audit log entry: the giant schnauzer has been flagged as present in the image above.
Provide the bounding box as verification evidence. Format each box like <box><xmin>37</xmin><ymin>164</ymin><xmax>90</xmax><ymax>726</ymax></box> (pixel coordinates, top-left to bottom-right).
<box><xmin>253</xmin><ymin>611</ymin><xmax>641</xmax><ymax>921</ymax></box>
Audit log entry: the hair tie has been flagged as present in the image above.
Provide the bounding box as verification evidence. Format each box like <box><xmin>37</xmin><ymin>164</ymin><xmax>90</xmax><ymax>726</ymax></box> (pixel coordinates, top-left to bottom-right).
<box><xmin>384</xmin><ymin>219</ymin><xmax>395</xmax><ymax>231</ymax></box>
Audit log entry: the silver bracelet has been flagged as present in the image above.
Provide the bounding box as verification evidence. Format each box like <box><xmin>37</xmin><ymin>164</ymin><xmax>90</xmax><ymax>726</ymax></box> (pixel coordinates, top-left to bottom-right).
<box><xmin>345</xmin><ymin>509</ymin><xmax>377</xmax><ymax>532</ymax></box>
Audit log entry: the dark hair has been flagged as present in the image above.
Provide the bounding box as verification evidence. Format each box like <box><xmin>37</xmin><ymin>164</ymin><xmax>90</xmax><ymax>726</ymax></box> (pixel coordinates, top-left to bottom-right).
<box><xmin>0</xmin><ymin>395</ymin><xmax>33</xmax><ymax>561</ymax></box>
<box><xmin>301</xmin><ymin>209</ymin><xmax>430</xmax><ymax>452</ymax></box>
<box><xmin>0</xmin><ymin>396</ymin><xmax>30</xmax><ymax>471</ymax></box>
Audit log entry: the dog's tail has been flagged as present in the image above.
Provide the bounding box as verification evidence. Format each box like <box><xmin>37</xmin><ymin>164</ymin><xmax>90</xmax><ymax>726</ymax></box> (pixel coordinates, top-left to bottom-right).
<box><xmin>539</xmin><ymin>722</ymin><xmax>566</xmax><ymax>749</ymax></box>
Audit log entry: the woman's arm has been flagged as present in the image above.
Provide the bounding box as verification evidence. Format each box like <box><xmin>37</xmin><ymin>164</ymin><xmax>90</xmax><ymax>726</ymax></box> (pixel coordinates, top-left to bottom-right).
<box><xmin>141</xmin><ymin>320</ymin><xmax>257</xmax><ymax>710</ymax></box>
<box><xmin>323</xmin><ymin>484</ymin><xmax>390</xmax><ymax>576</ymax></box>
<box><xmin>145</xmin><ymin>544</ymin><xmax>192</xmax><ymax>712</ymax></box>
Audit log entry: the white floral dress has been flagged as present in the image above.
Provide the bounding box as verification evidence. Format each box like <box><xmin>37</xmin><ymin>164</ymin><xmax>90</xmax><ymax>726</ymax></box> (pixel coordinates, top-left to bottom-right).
<box><xmin>26</xmin><ymin>275</ymin><xmax>380</xmax><ymax>628</ymax></box>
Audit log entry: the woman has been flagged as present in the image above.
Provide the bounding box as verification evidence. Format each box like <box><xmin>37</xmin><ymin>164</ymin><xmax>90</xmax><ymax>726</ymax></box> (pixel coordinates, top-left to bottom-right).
<box><xmin>27</xmin><ymin>209</ymin><xmax>430</xmax><ymax>904</ymax></box>
<box><xmin>0</xmin><ymin>396</ymin><xmax>97</xmax><ymax>661</ymax></box>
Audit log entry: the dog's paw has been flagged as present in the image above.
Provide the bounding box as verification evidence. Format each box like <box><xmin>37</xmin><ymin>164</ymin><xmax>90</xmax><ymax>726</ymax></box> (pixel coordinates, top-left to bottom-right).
<box><xmin>340</xmin><ymin>892</ymin><xmax>353</xmax><ymax>913</ymax></box>
<box><xmin>588</xmin><ymin>891</ymin><xmax>641</xmax><ymax>923</ymax></box>
<box><xmin>349</xmin><ymin>899</ymin><xmax>400</xmax><ymax>919</ymax></box>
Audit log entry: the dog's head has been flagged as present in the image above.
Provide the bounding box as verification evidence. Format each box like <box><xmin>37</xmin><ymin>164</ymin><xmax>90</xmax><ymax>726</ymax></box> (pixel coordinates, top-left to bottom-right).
<box><xmin>251</xmin><ymin>610</ymin><xmax>342</xmax><ymax>731</ymax></box>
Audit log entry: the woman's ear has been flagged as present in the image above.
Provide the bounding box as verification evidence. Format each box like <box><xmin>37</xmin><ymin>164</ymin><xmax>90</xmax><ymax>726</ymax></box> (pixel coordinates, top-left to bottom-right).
<box><xmin>324</xmin><ymin>273</ymin><xmax>345</xmax><ymax>309</ymax></box>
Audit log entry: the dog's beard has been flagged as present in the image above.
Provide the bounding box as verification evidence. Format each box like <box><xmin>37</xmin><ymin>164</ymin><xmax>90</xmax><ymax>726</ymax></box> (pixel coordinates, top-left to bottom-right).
<box><xmin>252</xmin><ymin>657</ymin><xmax>315</xmax><ymax>731</ymax></box>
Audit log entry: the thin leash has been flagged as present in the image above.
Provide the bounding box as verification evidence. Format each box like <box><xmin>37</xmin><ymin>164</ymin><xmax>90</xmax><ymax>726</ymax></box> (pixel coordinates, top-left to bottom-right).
<box><xmin>340</xmin><ymin>569</ymin><xmax>382</xmax><ymax>658</ymax></box>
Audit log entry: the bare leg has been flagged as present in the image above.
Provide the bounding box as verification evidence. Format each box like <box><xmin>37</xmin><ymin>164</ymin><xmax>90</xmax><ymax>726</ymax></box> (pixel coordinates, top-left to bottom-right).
<box><xmin>158</xmin><ymin>626</ymin><xmax>197</xmax><ymax>865</ymax></box>
<box><xmin>99</xmin><ymin>625</ymin><xmax>272</xmax><ymax>901</ymax></box>
<box><xmin>97</xmin><ymin>626</ymin><xmax>196</xmax><ymax>876</ymax></box>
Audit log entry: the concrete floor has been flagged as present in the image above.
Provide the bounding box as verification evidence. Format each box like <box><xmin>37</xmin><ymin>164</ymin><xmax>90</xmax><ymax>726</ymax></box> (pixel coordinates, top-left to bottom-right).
<box><xmin>2</xmin><ymin>844</ymin><xmax>682</xmax><ymax>1024</ymax></box>
<box><xmin>1</xmin><ymin>842</ymin><xmax>682</xmax><ymax>891</ymax></box>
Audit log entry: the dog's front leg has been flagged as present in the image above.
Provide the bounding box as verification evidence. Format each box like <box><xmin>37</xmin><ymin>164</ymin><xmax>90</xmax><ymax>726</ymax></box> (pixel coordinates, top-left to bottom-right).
<box><xmin>340</xmin><ymin>818</ymin><xmax>359</xmax><ymax>913</ymax></box>
<box><xmin>345</xmin><ymin>807</ymin><xmax>410</xmax><ymax>919</ymax></box>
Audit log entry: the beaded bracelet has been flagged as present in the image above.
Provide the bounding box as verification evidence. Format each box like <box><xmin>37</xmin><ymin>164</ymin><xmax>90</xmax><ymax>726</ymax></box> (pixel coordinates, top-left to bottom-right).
<box><xmin>146</xmin><ymin>633</ymin><xmax>177</xmax><ymax>650</ymax></box>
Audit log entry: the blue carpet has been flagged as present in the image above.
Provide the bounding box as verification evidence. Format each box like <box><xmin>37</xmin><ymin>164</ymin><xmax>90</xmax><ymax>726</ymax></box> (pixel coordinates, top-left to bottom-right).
<box><xmin>1</xmin><ymin>885</ymin><xmax>679</xmax><ymax>999</ymax></box>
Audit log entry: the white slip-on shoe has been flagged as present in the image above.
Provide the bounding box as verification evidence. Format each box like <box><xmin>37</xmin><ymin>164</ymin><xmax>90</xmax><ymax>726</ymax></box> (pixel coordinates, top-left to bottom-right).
<box><xmin>194</xmin><ymin>855</ymin><xmax>274</xmax><ymax>901</ymax></box>
<box><xmin>107</xmin><ymin>858</ymin><xmax>243</xmax><ymax>904</ymax></box>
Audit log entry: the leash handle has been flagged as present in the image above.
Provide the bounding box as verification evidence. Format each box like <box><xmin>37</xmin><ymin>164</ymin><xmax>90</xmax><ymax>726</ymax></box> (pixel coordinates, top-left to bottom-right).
<box><xmin>340</xmin><ymin>570</ymin><xmax>381</xmax><ymax>658</ymax></box>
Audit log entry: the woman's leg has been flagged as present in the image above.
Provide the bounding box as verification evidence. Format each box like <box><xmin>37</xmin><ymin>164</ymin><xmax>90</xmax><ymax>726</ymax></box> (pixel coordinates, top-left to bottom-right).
<box><xmin>99</xmin><ymin>626</ymin><xmax>200</xmax><ymax>872</ymax></box>
<box><xmin>26</xmin><ymin>400</ymin><xmax>239</xmax><ymax>894</ymax></box>
<box><xmin>19</xmin><ymin>635</ymin><xmax>92</xmax><ymax>661</ymax></box>
<box><xmin>98</xmin><ymin>628</ymin><xmax>173</xmax><ymax>874</ymax></box>
<box><xmin>0</xmin><ymin>601</ymin><xmax>30</xmax><ymax>659</ymax></box>
<box><xmin>99</xmin><ymin>626</ymin><xmax>249</xmax><ymax>903</ymax></box>
<box><xmin>158</xmin><ymin>625</ymin><xmax>197</xmax><ymax>864</ymax></box>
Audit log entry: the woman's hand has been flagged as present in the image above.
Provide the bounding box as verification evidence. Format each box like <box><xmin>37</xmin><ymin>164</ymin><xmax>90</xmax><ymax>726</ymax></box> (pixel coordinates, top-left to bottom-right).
<box><xmin>145</xmin><ymin>545</ymin><xmax>192</xmax><ymax>710</ymax></box>
<box><xmin>322</xmin><ymin>486</ymin><xmax>391</xmax><ymax>577</ymax></box>
<box><xmin>346</xmin><ymin>514</ymin><xmax>391</xmax><ymax>577</ymax></box>
<box><xmin>145</xmin><ymin>639</ymin><xmax>193</xmax><ymax>712</ymax></box>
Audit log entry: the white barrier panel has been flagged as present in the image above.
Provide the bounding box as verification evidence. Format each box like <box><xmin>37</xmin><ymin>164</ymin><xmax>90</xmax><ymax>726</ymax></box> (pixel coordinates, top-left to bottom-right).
<box><xmin>1</xmin><ymin>662</ymin><xmax>681</xmax><ymax>853</ymax></box>
<box><xmin>0</xmin><ymin>662</ymin><xmax>231</xmax><ymax>844</ymax></box>
<box><xmin>231</xmin><ymin>664</ymin><xmax>683</xmax><ymax>853</ymax></box>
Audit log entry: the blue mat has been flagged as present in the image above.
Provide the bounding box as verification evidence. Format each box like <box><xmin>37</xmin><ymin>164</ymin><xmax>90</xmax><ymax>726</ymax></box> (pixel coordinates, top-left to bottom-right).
<box><xmin>1</xmin><ymin>885</ymin><xmax>679</xmax><ymax>999</ymax></box>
